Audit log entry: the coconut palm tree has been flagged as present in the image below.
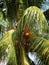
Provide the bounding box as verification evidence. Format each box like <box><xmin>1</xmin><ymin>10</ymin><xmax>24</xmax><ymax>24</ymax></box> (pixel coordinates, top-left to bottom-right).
<box><xmin>0</xmin><ymin>6</ymin><xmax>49</xmax><ymax>65</ymax></box>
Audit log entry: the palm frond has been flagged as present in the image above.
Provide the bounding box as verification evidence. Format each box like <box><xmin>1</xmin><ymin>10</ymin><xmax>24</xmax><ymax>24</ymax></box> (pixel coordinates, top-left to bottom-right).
<box><xmin>28</xmin><ymin>36</ymin><xmax>49</xmax><ymax>65</ymax></box>
<box><xmin>0</xmin><ymin>30</ymin><xmax>17</xmax><ymax>65</ymax></box>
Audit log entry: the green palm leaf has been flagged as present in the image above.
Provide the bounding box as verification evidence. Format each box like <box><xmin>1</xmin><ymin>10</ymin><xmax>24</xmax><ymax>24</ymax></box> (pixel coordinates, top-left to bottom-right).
<box><xmin>14</xmin><ymin>6</ymin><xmax>49</xmax><ymax>65</ymax></box>
<box><xmin>28</xmin><ymin>36</ymin><xmax>49</xmax><ymax>65</ymax></box>
<box><xmin>18</xmin><ymin>6</ymin><xmax>48</xmax><ymax>36</ymax></box>
<box><xmin>0</xmin><ymin>6</ymin><xmax>49</xmax><ymax>65</ymax></box>
<box><xmin>0</xmin><ymin>30</ymin><xmax>17</xmax><ymax>65</ymax></box>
